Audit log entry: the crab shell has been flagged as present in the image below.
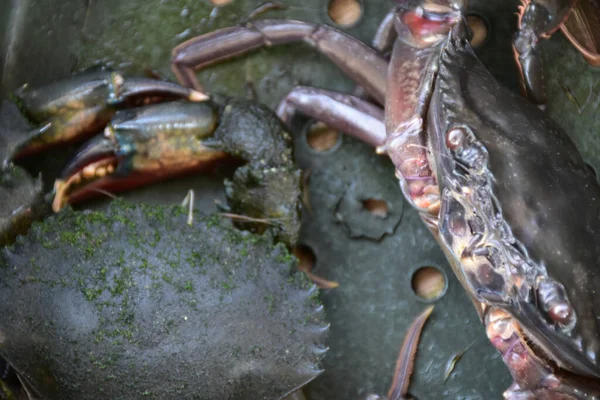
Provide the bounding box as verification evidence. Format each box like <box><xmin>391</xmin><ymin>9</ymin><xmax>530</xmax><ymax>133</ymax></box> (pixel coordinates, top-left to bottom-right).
<box><xmin>426</xmin><ymin>22</ymin><xmax>600</xmax><ymax>385</ymax></box>
<box><xmin>0</xmin><ymin>202</ymin><xmax>327</xmax><ymax>399</ymax></box>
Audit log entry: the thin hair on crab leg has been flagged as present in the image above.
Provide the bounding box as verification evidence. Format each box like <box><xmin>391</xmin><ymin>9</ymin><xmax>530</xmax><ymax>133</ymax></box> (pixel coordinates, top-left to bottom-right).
<box><xmin>387</xmin><ymin>305</ymin><xmax>434</xmax><ymax>400</ymax></box>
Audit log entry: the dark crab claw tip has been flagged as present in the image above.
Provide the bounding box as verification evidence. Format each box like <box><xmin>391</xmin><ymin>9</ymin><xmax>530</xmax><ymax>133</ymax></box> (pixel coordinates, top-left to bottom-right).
<box><xmin>60</xmin><ymin>134</ymin><xmax>119</xmax><ymax>180</ymax></box>
<box><xmin>115</xmin><ymin>76</ymin><xmax>209</xmax><ymax>103</ymax></box>
<box><xmin>53</xmin><ymin>135</ymin><xmax>121</xmax><ymax>213</ymax></box>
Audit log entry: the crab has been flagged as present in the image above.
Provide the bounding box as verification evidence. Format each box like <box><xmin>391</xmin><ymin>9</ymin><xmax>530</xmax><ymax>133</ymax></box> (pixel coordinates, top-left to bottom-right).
<box><xmin>0</xmin><ymin>72</ymin><xmax>327</xmax><ymax>399</ymax></box>
<box><xmin>0</xmin><ymin>3</ymin><xmax>595</xmax><ymax>398</ymax></box>
<box><xmin>159</xmin><ymin>0</ymin><xmax>600</xmax><ymax>398</ymax></box>
<box><xmin>0</xmin><ymin>69</ymin><xmax>434</xmax><ymax>399</ymax></box>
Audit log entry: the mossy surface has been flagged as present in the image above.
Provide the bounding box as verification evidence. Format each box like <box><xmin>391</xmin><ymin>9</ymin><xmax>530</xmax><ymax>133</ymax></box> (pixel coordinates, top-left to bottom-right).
<box><xmin>0</xmin><ymin>202</ymin><xmax>326</xmax><ymax>400</ymax></box>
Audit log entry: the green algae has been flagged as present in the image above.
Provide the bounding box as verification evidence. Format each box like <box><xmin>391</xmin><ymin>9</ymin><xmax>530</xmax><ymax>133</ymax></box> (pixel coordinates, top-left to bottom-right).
<box><xmin>0</xmin><ymin>201</ymin><xmax>326</xmax><ymax>399</ymax></box>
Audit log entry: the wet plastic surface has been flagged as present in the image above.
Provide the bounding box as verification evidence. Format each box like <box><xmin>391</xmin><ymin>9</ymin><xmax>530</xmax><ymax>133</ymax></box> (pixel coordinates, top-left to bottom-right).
<box><xmin>1</xmin><ymin>0</ymin><xmax>600</xmax><ymax>399</ymax></box>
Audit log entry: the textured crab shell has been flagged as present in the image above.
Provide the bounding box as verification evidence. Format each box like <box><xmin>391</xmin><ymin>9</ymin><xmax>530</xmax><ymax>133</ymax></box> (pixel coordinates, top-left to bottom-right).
<box><xmin>0</xmin><ymin>202</ymin><xmax>327</xmax><ymax>400</ymax></box>
<box><xmin>428</xmin><ymin>25</ymin><xmax>600</xmax><ymax>378</ymax></box>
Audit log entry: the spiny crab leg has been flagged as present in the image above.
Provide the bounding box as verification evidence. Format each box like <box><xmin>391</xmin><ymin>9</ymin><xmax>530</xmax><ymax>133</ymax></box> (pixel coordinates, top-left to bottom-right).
<box><xmin>10</xmin><ymin>69</ymin><xmax>207</xmax><ymax>160</ymax></box>
<box><xmin>171</xmin><ymin>19</ymin><xmax>389</xmax><ymax>105</ymax></box>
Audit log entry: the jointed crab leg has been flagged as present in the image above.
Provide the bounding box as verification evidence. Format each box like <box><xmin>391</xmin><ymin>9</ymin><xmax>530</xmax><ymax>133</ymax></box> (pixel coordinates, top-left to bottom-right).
<box><xmin>171</xmin><ymin>20</ymin><xmax>389</xmax><ymax>105</ymax></box>
<box><xmin>171</xmin><ymin>6</ymin><xmax>462</xmax><ymax>214</ymax></box>
<box><xmin>561</xmin><ymin>0</ymin><xmax>600</xmax><ymax>66</ymax></box>
<box><xmin>513</xmin><ymin>0</ymin><xmax>576</xmax><ymax>105</ymax></box>
<box><xmin>365</xmin><ymin>306</ymin><xmax>434</xmax><ymax>400</ymax></box>
<box><xmin>276</xmin><ymin>87</ymin><xmax>386</xmax><ymax>148</ymax></box>
<box><xmin>513</xmin><ymin>0</ymin><xmax>600</xmax><ymax>106</ymax></box>
<box><xmin>371</xmin><ymin>9</ymin><xmax>398</xmax><ymax>56</ymax></box>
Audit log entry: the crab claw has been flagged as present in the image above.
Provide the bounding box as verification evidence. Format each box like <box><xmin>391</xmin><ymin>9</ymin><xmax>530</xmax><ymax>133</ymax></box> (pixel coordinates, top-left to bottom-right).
<box><xmin>52</xmin><ymin>101</ymin><xmax>228</xmax><ymax>212</ymax></box>
<box><xmin>12</xmin><ymin>69</ymin><xmax>207</xmax><ymax>159</ymax></box>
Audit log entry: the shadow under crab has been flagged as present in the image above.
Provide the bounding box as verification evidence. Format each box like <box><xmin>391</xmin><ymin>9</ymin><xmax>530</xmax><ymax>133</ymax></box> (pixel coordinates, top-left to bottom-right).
<box><xmin>0</xmin><ymin>201</ymin><xmax>327</xmax><ymax>400</ymax></box>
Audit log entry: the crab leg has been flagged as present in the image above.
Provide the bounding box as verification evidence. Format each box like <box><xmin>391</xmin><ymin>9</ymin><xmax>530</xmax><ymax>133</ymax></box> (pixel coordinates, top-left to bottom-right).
<box><xmin>386</xmin><ymin>306</ymin><xmax>434</xmax><ymax>400</ymax></box>
<box><xmin>372</xmin><ymin>9</ymin><xmax>398</xmax><ymax>56</ymax></box>
<box><xmin>276</xmin><ymin>87</ymin><xmax>386</xmax><ymax>147</ymax></box>
<box><xmin>365</xmin><ymin>306</ymin><xmax>434</xmax><ymax>400</ymax></box>
<box><xmin>171</xmin><ymin>20</ymin><xmax>389</xmax><ymax>105</ymax></box>
<box><xmin>561</xmin><ymin>0</ymin><xmax>600</xmax><ymax>66</ymax></box>
<box><xmin>513</xmin><ymin>0</ymin><xmax>577</xmax><ymax>106</ymax></box>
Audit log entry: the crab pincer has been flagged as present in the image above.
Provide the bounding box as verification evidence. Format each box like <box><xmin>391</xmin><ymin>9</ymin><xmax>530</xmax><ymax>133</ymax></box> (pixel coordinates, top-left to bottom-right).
<box><xmin>52</xmin><ymin>97</ymin><xmax>302</xmax><ymax>246</ymax></box>
<box><xmin>9</xmin><ymin>69</ymin><xmax>207</xmax><ymax>160</ymax></box>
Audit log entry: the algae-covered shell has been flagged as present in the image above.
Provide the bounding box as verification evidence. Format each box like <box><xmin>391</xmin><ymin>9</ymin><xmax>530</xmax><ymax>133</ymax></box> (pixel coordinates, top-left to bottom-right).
<box><xmin>0</xmin><ymin>202</ymin><xmax>327</xmax><ymax>399</ymax></box>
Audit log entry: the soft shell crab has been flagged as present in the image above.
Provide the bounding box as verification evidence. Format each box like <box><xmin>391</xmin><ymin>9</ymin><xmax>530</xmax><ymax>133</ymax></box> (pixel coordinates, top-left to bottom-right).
<box><xmin>165</xmin><ymin>0</ymin><xmax>600</xmax><ymax>398</ymax></box>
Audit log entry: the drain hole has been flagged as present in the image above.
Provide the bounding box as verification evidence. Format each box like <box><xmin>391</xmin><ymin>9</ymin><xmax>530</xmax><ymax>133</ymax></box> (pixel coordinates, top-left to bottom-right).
<box><xmin>328</xmin><ymin>0</ymin><xmax>363</xmax><ymax>26</ymax></box>
<box><xmin>467</xmin><ymin>14</ymin><xmax>489</xmax><ymax>49</ymax></box>
<box><xmin>306</xmin><ymin>122</ymin><xmax>342</xmax><ymax>153</ymax></box>
<box><xmin>362</xmin><ymin>198</ymin><xmax>388</xmax><ymax>218</ymax></box>
<box><xmin>210</xmin><ymin>0</ymin><xmax>232</xmax><ymax>5</ymax></box>
<box><xmin>411</xmin><ymin>266</ymin><xmax>446</xmax><ymax>301</ymax></box>
<box><xmin>293</xmin><ymin>244</ymin><xmax>316</xmax><ymax>274</ymax></box>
